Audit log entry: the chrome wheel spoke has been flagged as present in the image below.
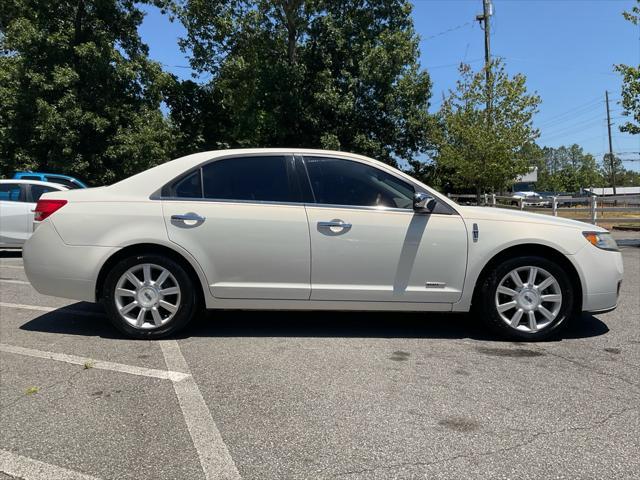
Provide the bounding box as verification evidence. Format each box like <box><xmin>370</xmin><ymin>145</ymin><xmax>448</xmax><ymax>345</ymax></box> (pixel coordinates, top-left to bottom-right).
<box><xmin>150</xmin><ymin>307</ymin><xmax>163</xmax><ymax>326</ymax></box>
<box><xmin>536</xmin><ymin>276</ymin><xmax>554</xmax><ymax>291</ymax></box>
<box><xmin>119</xmin><ymin>301</ymin><xmax>138</xmax><ymax>315</ymax></box>
<box><xmin>497</xmin><ymin>285</ymin><xmax>518</xmax><ymax>297</ymax></box>
<box><xmin>538</xmin><ymin>305</ymin><xmax>555</xmax><ymax>321</ymax></box>
<box><xmin>116</xmin><ymin>288</ymin><xmax>136</xmax><ymax>297</ymax></box>
<box><xmin>159</xmin><ymin>286</ymin><xmax>179</xmax><ymax>296</ymax></box>
<box><xmin>142</xmin><ymin>264</ymin><xmax>152</xmax><ymax>285</ymax></box>
<box><xmin>136</xmin><ymin>307</ymin><xmax>147</xmax><ymax>327</ymax></box>
<box><xmin>510</xmin><ymin>271</ymin><xmax>524</xmax><ymax>288</ymax></box>
<box><xmin>541</xmin><ymin>293</ymin><xmax>561</xmax><ymax>302</ymax></box>
<box><xmin>497</xmin><ymin>300</ymin><xmax>517</xmax><ymax>313</ymax></box>
<box><xmin>510</xmin><ymin>308</ymin><xmax>524</xmax><ymax>327</ymax></box>
<box><xmin>527</xmin><ymin>267</ymin><xmax>538</xmax><ymax>286</ymax></box>
<box><xmin>155</xmin><ymin>270</ymin><xmax>169</xmax><ymax>288</ymax></box>
<box><xmin>125</xmin><ymin>272</ymin><xmax>142</xmax><ymax>288</ymax></box>
<box><xmin>159</xmin><ymin>300</ymin><xmax>177</xmax><ymax>313</ymax></box>
<box><xmin>527</xmin><ymin>311</ymin><xmax>537</xmax><ymax>332</ymax></box>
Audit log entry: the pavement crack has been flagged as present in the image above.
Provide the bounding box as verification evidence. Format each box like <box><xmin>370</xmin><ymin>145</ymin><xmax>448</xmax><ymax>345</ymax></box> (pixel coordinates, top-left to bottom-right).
<box><xmin>537</xmin><ymin>348</ymin><xmax>640</xmax><ymax>392</ymax></box>
<box><xmin>330</xmin><ymin>406</ymin><xmax>638</xmax><ymax>478</ymax></box>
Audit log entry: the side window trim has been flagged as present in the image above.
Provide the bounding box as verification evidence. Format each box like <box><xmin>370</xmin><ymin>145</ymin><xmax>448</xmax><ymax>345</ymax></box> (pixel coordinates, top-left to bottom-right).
<box><xmin>300</xmin><ymin>154</ymin><xmax>416</xmax><ymax>211</ymax></box>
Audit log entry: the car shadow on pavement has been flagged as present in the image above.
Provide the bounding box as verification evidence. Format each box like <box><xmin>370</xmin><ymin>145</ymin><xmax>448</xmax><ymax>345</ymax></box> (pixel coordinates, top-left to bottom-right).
<box><xmin>20</xmin><ymin>302</ymin><xmax>610</xmax><ymax>342</ymax></box>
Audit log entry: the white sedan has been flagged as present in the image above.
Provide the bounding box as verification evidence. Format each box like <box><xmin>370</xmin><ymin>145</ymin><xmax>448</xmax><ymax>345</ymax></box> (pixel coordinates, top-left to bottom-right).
<box><xmin>0</xmin><ymin>179</ymin><xmax>68</xmax><ymax>248</ymax></box>
<box><xmin>23</xmin><ymin>149</ymin><xmax>623</xmax><ymax>340</ymax></box>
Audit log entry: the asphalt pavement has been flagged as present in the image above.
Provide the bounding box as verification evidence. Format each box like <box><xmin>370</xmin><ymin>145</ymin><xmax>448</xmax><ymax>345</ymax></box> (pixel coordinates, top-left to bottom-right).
<box><xmin>1</xmin><ymin>233</ymin><xmax>638</xmax><ymax>479</ymax></box>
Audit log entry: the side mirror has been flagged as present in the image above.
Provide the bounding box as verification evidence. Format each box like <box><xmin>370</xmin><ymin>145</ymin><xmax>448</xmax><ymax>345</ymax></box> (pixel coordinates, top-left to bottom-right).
<box><xmin>413</xmin><ymin>192</ymin><xmax>436</xmax><ymax>212</ymax></box>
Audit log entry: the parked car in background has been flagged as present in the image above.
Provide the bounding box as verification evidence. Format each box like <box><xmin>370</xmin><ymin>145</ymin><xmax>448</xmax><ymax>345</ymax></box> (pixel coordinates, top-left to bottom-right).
<box><xmin>0</xmin><ymin>179</ymin><xmax>68</xmax><ymax>248</ymax></box>
<box><xmin>511</xmin><ymin>191</ymin><xmax>550</xmax><ymax>207</ymax></box>
<box><xmin>23</xmin><ymin>149</ymin><xmax>623</xmax><ymax>342</ymax></box>
<box><xmin>13</xmin><ymin>171</ymin><xmax>87</xmax><ymax>189</ymax></box>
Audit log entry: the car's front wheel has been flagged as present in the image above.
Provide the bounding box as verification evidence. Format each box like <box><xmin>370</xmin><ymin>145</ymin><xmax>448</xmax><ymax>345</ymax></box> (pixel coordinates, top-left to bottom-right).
<box><xmin>102</xmin><ymin>254</ymin><xmax>198</xmax><ymax>339</ymax></box>
<box><xmin>478</xmin><ymin>256</ymin><xmax>575</xmax><ymax>340</ymax></box>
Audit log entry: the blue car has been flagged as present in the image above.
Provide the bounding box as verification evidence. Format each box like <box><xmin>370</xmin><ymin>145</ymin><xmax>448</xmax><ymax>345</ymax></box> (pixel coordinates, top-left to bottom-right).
<box><xmin>13</xmin><ymin>171</ymin><xmax>87</xmax><ymax>189</ymax></box>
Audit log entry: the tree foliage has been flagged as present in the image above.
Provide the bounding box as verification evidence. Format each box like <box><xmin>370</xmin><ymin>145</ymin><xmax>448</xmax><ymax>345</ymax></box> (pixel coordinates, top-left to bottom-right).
<box><xmin>0</xmin><ymin>0</ymin><xmax>174</xmax><ymax>184</ymax></box>
<box><xmin>434</xmin><ymin>59</ymin><xmax>541</xmax><ymax>194</ymax></box>
<box><xmin>534</xmin><ymin>144</ymin><xmax>601</xmax><ymax>192</ymax></box>
<box><xmin>615</xmin><ymin>0</ymin><xmax>640</xmax><ymax>135</ymax></box>
<box><xmin>172</xmin><ymin>0</ymin><xmax>434</xmax><ymax>166</ymax></box>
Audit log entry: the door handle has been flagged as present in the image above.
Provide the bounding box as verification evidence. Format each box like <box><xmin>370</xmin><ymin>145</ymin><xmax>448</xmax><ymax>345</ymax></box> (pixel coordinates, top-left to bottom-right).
<box><xmin>318</xmin><ymin>220</ymin><xmax>352</xmax><ymax>229</ymax></box>
<box><xmin>171</xmin><ymin>213</ymin><xmax>206</xmax><ymax>222</ymax></box>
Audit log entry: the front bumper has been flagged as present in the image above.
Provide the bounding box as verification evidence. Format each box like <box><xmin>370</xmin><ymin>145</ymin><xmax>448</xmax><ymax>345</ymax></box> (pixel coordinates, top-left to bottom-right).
<box><xmin>23</xmin><ymin>221</ymin><xmax>117</xmax><ymax>303</ymax></box>
<box><xmin>572</xmin><ymin>243</ymin><xmax>624</xmax><ymax>312</ymax></box>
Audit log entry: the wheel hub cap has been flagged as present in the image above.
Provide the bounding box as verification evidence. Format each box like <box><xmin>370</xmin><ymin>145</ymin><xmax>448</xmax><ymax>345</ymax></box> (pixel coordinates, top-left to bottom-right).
<box><xmin>137</xmin><ymin>286</ymin><xmax>159</xmax><ymax>308</ymax></box>
<box><xmin>517</xmin><ymin>288</ymin><xmax>540</xmax><ymax>311</ymax></box>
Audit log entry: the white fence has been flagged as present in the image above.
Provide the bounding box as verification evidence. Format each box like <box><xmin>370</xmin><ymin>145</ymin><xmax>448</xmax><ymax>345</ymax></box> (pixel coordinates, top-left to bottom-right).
<box><xmin>447</xmin><ymin>193</ymin><xmax>640</xmax><ymax>225</ymax></box>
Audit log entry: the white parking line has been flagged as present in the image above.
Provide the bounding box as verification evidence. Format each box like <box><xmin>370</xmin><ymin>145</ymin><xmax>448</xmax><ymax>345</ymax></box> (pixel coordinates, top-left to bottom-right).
<box><xmin>0</xmin><ymin>264</ymin><xmax>24</xmax><ymax>269</ymax></box>
<box><xmin>0</xmin><ymin>278</ymin><xmax>30</xmax><ymax>285</ymax></box>
<box><xmin>0</xmin><ymin>302</ymin><xmax>105</xmax><ymax>317</ymax></box>
<box><xmin>0</xmin><ymin>449</ymin><xmax>101</xmax><ymax>480</ymax></box>
<box><xmin>0</xmin><ymin>343</ymin><xmax>190</xmax><ymax>382</ymax></box>
<box><xmin>159</xmin><ymin>340</ymin><xmax>242</xmax><ymax>480</ymax></box>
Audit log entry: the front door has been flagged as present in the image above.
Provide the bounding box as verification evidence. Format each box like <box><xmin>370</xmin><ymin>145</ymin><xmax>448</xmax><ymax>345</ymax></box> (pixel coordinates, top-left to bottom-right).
<box><xmin>162</xmin><ymin>154</ymin><xmax>311</xmax><ymax>300</ymax></box>
<box><xmin>302</xmin><ymin>156</ymin><xmax>468</xmax><ymax>303</ymax></box>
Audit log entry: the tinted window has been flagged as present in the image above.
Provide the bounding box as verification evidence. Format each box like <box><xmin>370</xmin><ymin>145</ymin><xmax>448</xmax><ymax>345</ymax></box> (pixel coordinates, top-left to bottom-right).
<box><xmin>30</xmin><ymin>185</ymin><xmax>58</xmax><ymax>202</ymax></box>
<box><xmin>20</xmin><ymin>175</ymin><xmax>41</xmax><ymax>181</ymax></box>
<box><xmin>0</xmin><ymin>184</ymin><xmax>22</xmax><ymax>202</ymax></box>
<box><xmin>304</xmin><ymin>157</ymin><xmax>414</xmax><ymax>208</ymax></box>
<box><xmin>202</xmin><ymin>156</ymin><xmax>295</xmax><ymax>202</ymax></box>
<box><xmin>167</xmin><ymin>169</ymin><xmax>202</xmax><ymax>198</ymax></box>
<box><xmin>45</xmin><ymin>176</ymin><xmax>81</xmax><ymax>189</ymax></box>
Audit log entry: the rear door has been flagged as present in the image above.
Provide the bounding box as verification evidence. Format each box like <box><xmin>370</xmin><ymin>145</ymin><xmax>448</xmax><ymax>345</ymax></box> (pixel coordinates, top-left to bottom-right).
<box><xmin>0</xmin><ymin>183</ymin><xmax>32</xmax><ymax>246</ymax></box>
<box><xmin>162</xmin><ymin>154</ymin><xmax>311</xmax><ymax>300</ymax></box>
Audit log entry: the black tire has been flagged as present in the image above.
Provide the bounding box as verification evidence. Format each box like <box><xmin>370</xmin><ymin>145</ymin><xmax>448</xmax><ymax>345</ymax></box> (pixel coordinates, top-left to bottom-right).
<box><xmin>102</xmin><ymin>253</ymin><xmax>199</xmax><ymax>339</ymax></box>
<box><xmin>477</xmin><ymin>255</ymin><xmax>575</xmax><ymax>341</ymax></box>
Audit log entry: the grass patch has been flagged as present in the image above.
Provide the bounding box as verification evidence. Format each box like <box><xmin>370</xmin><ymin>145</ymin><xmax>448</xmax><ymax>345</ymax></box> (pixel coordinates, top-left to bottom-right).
<box><xmin>25</xmin><ymin>386</ymin><xmax>39</xmax><ymax>395</ymax></box>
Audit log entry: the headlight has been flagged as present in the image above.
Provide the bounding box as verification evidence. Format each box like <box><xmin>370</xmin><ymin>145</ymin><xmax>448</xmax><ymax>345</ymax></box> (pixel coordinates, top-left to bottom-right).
<box><xmin>582</xmin><ymin>231</ymin><xmax>619</xmax><ymax>252</ymax></box>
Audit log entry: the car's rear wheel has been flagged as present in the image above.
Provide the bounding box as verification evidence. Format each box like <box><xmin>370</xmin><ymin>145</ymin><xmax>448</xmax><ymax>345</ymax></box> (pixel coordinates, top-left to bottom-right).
<box><xmin>102</xmin><ymin>254</ymin><xmax>198</xmax><ymax>339</ymax></box>
<box><xmin>478</xmin><ymin>255</ymin><xmax>575</xmax><ymax>340</ymax></box>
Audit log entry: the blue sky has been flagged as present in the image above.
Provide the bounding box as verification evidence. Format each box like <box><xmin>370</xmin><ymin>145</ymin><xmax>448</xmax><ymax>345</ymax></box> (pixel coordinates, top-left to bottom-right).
<box><xmin>138</xmin><ymin>0</ymin><xmax>640</xmax><ymax>171</ymax></box>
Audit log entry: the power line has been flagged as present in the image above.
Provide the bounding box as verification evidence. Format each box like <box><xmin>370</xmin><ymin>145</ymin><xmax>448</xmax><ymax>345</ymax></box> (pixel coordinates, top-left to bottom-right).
<box><xmin>423</xmin><ymin>21</ymin><xmax>474</xmax><ymax>41</ymax></box>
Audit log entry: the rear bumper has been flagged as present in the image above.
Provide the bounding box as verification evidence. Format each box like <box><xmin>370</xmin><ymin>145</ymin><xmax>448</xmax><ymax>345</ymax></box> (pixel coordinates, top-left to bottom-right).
<box><xmin>23</xmin><ymin>221</ymin><xmax>117</xmax><ymax>302</ymax></box>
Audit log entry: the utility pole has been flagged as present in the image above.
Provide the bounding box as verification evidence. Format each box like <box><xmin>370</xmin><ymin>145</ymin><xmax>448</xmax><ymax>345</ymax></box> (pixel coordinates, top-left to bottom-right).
<box><xmin>476</xmin><ymin>0</ymin><xmax>493</xmax><ymax>94</ymax></box>
<box><xmin>605</xmin><ymin>90</ymin><xmax>617</xmax><ymax>196</ymax></box>
<box><xmin>476</xmin><ymin>0</ymin><xmax>493</xmax><ymax>203</ymax></box>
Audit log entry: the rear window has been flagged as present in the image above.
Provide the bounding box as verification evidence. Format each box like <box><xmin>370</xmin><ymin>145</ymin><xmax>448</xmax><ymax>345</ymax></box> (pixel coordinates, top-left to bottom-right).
<box><xmin>30</xmin><ymin>184</ymin><xmax>58</xmax><ymax>202</ymax></box>
<box><xmin>45</xmin><ymin>176</ymin><xmax>82</xmax><ymax>189</ymax></box>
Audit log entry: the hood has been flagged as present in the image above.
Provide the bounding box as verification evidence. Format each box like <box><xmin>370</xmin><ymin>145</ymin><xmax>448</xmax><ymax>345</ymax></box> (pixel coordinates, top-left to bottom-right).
<box><xmin>458</xmin><ymin>206</ymin><xmax>607</xmax><ymax>232</ymax></box>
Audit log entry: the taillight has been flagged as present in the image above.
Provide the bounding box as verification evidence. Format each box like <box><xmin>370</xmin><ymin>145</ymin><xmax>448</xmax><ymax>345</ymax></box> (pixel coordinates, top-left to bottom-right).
<box><xmin>34</xmin><ymin>199</ymin><xmax>67</xmax><ymax>221</ymax></box>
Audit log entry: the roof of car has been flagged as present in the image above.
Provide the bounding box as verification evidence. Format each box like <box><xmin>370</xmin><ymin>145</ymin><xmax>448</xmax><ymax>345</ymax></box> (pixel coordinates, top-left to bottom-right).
<box><xmin>0</xmin><ymin>179</ymin><xmax>69</xmax><ymax>189</ymax></box>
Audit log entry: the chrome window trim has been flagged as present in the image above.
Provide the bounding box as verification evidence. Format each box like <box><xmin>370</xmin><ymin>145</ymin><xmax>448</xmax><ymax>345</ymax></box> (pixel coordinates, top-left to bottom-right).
<box><xmin>152</xmin><ymin>151</ymin><xmax>458</xmax><ymax>216</ymax></box>
<box><xmin>158</xmin><ymin>196</ymin><xmax>436</xmax><ymax>214</ymax></box>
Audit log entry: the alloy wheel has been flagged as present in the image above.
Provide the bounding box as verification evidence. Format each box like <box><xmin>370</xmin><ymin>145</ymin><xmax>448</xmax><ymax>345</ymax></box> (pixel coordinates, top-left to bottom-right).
<box><xmin>494</xmin><ymin>266</ymin><xmax>562</xmax><ymax>333</ymax></box>
<box><xmin>114</xmin><ymin>263</ymin><xmax>181</xmax><ymax>329</ymax></box>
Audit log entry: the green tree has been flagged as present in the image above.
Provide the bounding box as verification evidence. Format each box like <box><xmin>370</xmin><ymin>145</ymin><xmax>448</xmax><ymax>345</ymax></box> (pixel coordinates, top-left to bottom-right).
<box><xmin>174</xmin><ymin>0</ymin><xmax>434</xmax><ymax>166</ymax></box>
<box><xmin>536</xmin><ymin>145</ymin><xmax>601</xmax><ymax>192</ymax></box>
<box><xmin>614</xmin><ymin>0</ymin><xmax>640</xmax><ymax>134</ymax></box>
<box><xmin>0</xmin><ymin>0</ymin><xmax>174</xmax><ymax>184</ymax></box>
<box><xmin>435</xmin><ymin>60</ymin><xmax>541</xmax><ymax>197</ymax></box>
